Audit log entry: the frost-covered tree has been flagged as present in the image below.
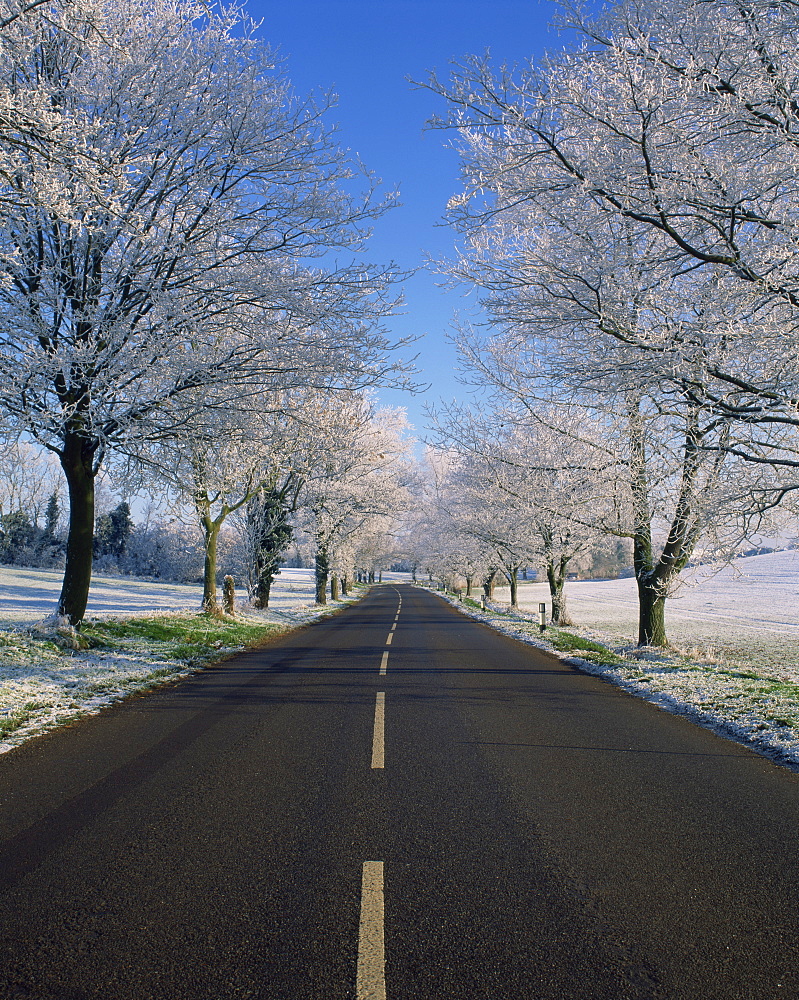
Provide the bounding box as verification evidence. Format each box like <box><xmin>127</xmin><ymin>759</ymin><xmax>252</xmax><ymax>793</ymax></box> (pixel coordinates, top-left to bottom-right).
<box><xmin>0</xmin><ymin>1</ymin><xmax>53</xmax><ymax>30</ymax></box>
<box><xmin>0</xmin><ymin>0</ymin><xmax>405</xmax><ymax>624</ymax></box>
<box><xmin>122</xmin><ymin>510</ymin><xmax>205</xmax><ymax>583</ymax></box>
<box><xmin>431</xmin><ymin>404</ymin><xmax>605</xmax><ymax>622</ymax></box>
<box><xmin>0</xmin><ymin>439</ymin><xmax>61</xmax><ymax>527</ymax></box>
<box><xmin>407</xmin><ymin>448</ymin><xmax>497</xmax><ymax>595</ymax></box>
<box><xmin>132</xmin><ymin>388</ymin><xmax>323</xmax><ymax>613</ymax></box>
<box><xmin>439</xmin><ymin>235</ymin><xmax>764</xmax><ymax>643</ymax></box>
<box><xmin>433</xmin><ymin>449</ymin><xmax>538</xmax><ymax>609</ymax></box>
<box><xmin>298</xmin><ymin>397</ymin><xmax>414</xmax><ymax>604</ymax></box>
<box><xmin>424</xmin><ymin>7</ymin><xmax>796</xmax><ymax>644</ymax></box>
<box><xmin>423</xmin><ymin>0</ymin><xmax>799</xmax><ymax>481</ymax></box>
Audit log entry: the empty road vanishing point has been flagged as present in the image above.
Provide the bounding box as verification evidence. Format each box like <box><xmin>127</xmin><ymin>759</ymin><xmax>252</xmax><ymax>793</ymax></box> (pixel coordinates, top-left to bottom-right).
<box><xmin>0</xmin><ymin>585</ymin><xmax>798</xmax><ymax>999</ymax></box>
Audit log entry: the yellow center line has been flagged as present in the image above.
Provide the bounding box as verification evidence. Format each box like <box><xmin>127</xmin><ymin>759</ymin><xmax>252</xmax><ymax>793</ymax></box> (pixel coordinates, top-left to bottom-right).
<box><xmin>371</xmin><ymin>692</ymin><xmax>385</xmax><ymax>769</ymax></box>
<box><xmin>357</xmin><ymin>861</ymin><xmax>386</xmax><ymax>1000</ymax></box>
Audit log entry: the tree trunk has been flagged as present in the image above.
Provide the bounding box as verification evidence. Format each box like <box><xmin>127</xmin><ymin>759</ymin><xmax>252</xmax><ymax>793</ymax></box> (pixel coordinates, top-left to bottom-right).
<box><xmin>507</xmin><ymin>567</ymin><xmax>518</xmax><ymax>608</ymax></box>
<box><xmin>57</xmin><ymin>434</ymin><xmax>97</xmax><ymax>626</ymax></box>
<box><xmin>465</xmin><ymin>575</ymin><xmax>473</xmax><ymax>597</ymax></box>
<box><xmin>315</xmin><ymin>547</ymin><xmax>329</xmax><ymax>604</ymax></box>
<box><xmin>222</xmin><ymin>575</ymin><xmax>236</xmax><ymax>615</ymax></box>
<box><xmin>626</xmin><ymin>395</ymin><xmax>706</xmax><ymax>647</ymax></box>
<box><xmin>330</xmin><ymin>575</ymin><xmax>340</xmax><ymax>601</ymax></box>
<box><xmin>247</xmin><ymin>486</ymin><xmax>293</xmax><ymax>611</ymax></box>
<box><xmin>545</xmin><ymin>558</ymin><xmax>571</xmax><ymax>626</ymax></box>
<box><xmin>637</xmin><ymin>576</ymin><xmax>667</xmax><ymax>646</ymax></box>
<box><xmin>551</xmin><ymin>583</ymin><xmax>569</xmax><ymax>625</ymax></box>
<box><xmin>253</xmin><ymin>575</ymin><xmax>272</xmax><ymax>609</ymax></box>
<box><xmin>340</xmin><ymin>575</ymin><xmax>348</xmax><ymax>596</ymax></box>
<box><xmin>201</xmin><ymin>518</ymin><xmax>222</xmax><ymax>613</ymax></box>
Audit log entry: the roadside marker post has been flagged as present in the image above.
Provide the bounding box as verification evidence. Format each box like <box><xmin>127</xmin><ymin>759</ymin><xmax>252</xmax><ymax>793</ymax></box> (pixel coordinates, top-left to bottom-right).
<box><xmin>539</xmin><ymin>602</ymin><xmax>547</xmax><ymax>633</ymax></box>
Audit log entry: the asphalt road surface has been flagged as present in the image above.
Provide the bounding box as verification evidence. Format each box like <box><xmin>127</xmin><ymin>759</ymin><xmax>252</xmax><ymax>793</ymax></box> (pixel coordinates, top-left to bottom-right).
<box><xmin>0</xmin><ymin>584</ymin><xmax>798</xmax><ymax>999</ymax></box>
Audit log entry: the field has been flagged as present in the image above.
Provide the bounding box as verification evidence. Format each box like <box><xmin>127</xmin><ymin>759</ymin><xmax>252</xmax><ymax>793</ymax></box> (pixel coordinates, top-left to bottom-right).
<box><xmin>494</xmin><ymin>550</ymin><xmax>799</xmax><ymax>675</ymax></box>
<box><xmin>0</xmin><ymin>565</ymin><xmax>323</xmax><ymax>628</ymax></box>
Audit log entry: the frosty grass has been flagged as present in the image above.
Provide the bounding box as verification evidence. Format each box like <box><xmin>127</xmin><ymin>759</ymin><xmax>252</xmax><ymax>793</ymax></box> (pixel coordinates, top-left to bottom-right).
<box><xmin>2</xmin><ymin>555</ymin><xmax>799</xmax><ymax>769</ymax></box>
<box><xmin>0</xmin><ymin>567</ymin><xmax>356</xmax><ymax>755</ymax></box>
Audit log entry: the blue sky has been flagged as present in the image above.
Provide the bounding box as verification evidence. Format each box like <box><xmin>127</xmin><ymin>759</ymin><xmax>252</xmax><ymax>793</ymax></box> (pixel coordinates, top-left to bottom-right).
<box><xmin>245</xmin><ymin>0</ymin><xmax>564</xmax><ymax>434</ymax></box>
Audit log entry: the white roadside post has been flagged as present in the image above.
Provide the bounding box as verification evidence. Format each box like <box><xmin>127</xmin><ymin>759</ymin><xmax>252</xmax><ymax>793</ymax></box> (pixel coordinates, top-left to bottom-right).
<box><xmin>539</xmin><ymin>602</ymin><xmax>547</xmax><ymax>633</ymax></box>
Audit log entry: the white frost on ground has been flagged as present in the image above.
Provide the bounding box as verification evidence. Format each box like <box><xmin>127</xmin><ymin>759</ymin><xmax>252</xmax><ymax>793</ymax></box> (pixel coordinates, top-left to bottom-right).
<box><xmin>453</xmin><ymin>550</ymin><xmax>799</xmax><ymax>769</ymax></box>
<box><xmin>0</xmin><ymin>566</ymin><xmax>343</xmax><ymax>755</ymax></box>
<box><xmin>0</xmin><ymin>564</ymin><xmax>326</xmax><ymax>626</ymax></box>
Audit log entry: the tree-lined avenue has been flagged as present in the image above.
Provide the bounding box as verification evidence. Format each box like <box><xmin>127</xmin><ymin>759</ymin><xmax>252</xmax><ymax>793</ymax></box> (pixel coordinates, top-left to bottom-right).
<box><xmin>0</xmin><ymin>585</ymin><xmax>797</xmax><ymax>998</ymax></box>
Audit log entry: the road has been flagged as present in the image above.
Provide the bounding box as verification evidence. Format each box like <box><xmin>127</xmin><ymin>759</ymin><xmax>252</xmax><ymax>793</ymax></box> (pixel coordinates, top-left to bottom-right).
<box><xmin>0</xmin><ymin>584</ymin><xmax>798</xmax><ymax>999</ymax></box>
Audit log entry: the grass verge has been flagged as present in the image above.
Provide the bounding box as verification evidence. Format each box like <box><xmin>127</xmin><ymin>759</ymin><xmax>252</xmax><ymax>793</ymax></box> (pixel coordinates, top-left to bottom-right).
<box><xmin>81</xmin><ymin>614</ymin><xmax>284</xmax><ymax>664</ymax></box>
<box><xmin>544</xmin><ymin>628</ymin><xmax>626</xmax><ymax>666</ymax></box>
<box><xmin>0</xmin><ymin>613</ymin><xmax>292</xmax><ymax>751</ymax></box>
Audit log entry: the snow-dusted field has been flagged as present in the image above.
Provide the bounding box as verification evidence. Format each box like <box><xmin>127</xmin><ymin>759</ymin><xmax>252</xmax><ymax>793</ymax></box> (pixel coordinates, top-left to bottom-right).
<box><xmin>0</xmin><ymin>566</ymin><xmax>340</xmax><ymax>754</ymax></box>
<box><xmin>0</xmin><ymin>565</ymin><xmax>322</xmax><ymax>627</ymax></box>
<box><xmin>493</xmin><ymin>550</ymin><xmax>799</xmax><ymax>674</ymax></box>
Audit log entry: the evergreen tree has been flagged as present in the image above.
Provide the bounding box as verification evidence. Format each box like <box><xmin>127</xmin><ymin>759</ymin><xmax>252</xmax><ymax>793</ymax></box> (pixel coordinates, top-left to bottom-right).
<box><xmin>0</xmin><ymin>511</ymin><xmax>36</xmax><ymax>564</ymax></box>
<box><xmin>42</xmin><ymin>494</ymin><xmax>59</xmax><ymax>542</ymax></box>
<box><xmin>95</xmin><ymin>502</ymin><xmax>133</xmax><ymax>560</ymax></box>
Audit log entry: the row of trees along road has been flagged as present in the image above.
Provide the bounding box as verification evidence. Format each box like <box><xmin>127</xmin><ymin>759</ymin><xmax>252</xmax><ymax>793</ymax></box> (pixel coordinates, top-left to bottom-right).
<box><xmin>420</xmin><ymin>0</ymin><xmax>799</xmax><ymax>646</ymax></box>
<box><xmin>424</xmin><ymin>405</ymin><xmax>606</xmax><ymax>626</ymax></box>
<box><xmin>126</xmin><ymin>388</ymin><xmax>413</xmax><ymax>614</ymax></box>
<box><xmin>0</xmin><ymin>0</ymin><xmax>411</xmax><ymax>624</ymax></box>
<box><xmin>0</xmin><ymin>409</ymin><xmax>414</xmax><ymax>602</ymax></box>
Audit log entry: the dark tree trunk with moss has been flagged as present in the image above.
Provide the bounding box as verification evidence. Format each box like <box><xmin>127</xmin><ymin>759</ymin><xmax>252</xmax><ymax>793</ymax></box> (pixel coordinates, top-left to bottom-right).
<box><xmin>315</xmin><ymin>545</ymin><xmax>329</xmax><ymax>604</ymax></box>
<box><xmin>222</xmin><ymin>575</ymin><xmax>236</xmax><ymax>615</ymax></box>
<box><xmin>482</xmin><ymin>568</ymin><xmax>497</xmax><ymax>599</ymax></box>
<box><xmin>57</xmin><ymin>431</ymin><xmax>98</xmax><ymax>625</ymax></box>
<box><xmin>247</xmin><ymin>488</ymin><xmax>293</xmax><ymax>609</ymax></box>
<box><xmin>330</xmin><ymin>575</ymin><xmax>339</xmax><ymax>601</ymax></box>
<box><xmin>255</xmin><ymin>575</ymin><xmax>273</xmax><ymax>609</ymax></box>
